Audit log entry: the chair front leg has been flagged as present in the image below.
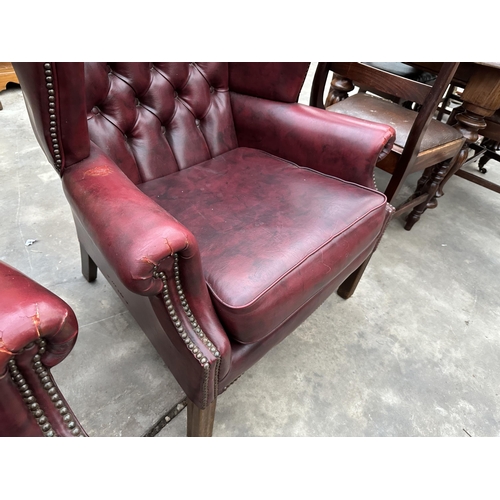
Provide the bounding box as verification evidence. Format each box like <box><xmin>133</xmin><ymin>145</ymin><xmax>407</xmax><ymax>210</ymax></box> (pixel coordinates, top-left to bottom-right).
<box><xmin>80</xmin><ymin>243</ymin><xmax>98</xmax><ymax>282</ymax></box>
<box><xmin>337</xmin><ymin>257</ymin><xmax>372</xmax><ymax>300</ymax></box>
<box><xmin>187</xmin><ymin>398</ymin><xmax>217</xmax><ymax>437</ymax></box>
<box><xmin>405</xmin><ymin>160</ymin><xmax>451</xmax><ymax>231</ymax></box>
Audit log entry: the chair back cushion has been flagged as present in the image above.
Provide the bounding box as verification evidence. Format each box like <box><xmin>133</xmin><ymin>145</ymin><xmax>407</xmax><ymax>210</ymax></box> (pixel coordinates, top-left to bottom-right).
<box><xmin>84</xmin><ymin>63</ymin><xmax>238</xmax><ymax>184</ymax></box>
<box><xmin>229</xmin><ymin>62</ymin><xmax>309</xmax><ymax>103</ymax></box>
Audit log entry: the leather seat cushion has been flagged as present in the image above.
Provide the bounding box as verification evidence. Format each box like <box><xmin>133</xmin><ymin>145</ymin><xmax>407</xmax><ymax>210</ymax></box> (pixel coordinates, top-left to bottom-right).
<box><xmin>328</xmin><ymin>93</ymin><xmax>463</xmax><ymax>152</ymax></box>
<box><xmin>139</xmin><ymin>147</ymin><xmax>388</xmax><ymax>344</ymax></box>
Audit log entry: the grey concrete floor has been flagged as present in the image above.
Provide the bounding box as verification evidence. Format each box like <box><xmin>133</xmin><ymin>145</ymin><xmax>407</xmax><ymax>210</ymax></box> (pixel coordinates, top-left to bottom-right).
<box><xmin>1</xmin><ymin>66</ymin><xmax>500</xmax><ymax>437</ymax></box>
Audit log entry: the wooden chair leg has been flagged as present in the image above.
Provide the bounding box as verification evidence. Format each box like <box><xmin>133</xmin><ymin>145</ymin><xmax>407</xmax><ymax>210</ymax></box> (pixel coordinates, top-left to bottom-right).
<box><xmin>187</xmin><ymin>398</ymin><xmax>216</xmax><ymax>437</ymax></box>
<box><xmin>80</xmin><ymin>243</ymin><xmax>98</xmax><ymax>282</ymax></box>
<box><xmin>337</xmin><ymin>257</ymin><xmax>371</xmax><ymax>300</ymax></box>
<box><xmin>404</xmin><ymin>160</ymin><xmax>450</xmax><ymax>231</ymax></box>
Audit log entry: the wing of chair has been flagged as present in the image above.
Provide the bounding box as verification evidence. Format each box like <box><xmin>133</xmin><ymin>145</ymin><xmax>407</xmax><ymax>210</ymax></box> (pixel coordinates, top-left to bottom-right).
<box><xmin>0</xmin><ymin>260</ymin><xmax>86</xmax><ymax>437</ymax></box>
<box><xmin>13</xmin><ymin>62</ymin><xmax>395</xmax><ymax>436</ymax></box>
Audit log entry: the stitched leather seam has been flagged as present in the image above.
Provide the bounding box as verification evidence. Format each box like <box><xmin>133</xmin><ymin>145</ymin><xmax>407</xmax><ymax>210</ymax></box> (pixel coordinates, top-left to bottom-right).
<box><xmin>255</xmin><ymin>148</ymin><xmax>387</xmax><ymax>200</ymax></box>
<box><xmin>214</xmin><ymin>357</ymin><xmax>221</xmax><ymax>399</ymax></box>
<box><xmin>153</xmin><ymin>65</ymin><xmax>191</xmax><ymax>94</ymax></box>
<box><xmin>87</xmin><ymin>112</ymin><xmax>142</xmax><ymax>182</ymax></box>
<box><xmin>202</xmin><ymin>363</ymin><xmax>209</xmax><ymax>408</ymax></box>
<box><xmin>235</xmin><ymin>244</ymin><xmax>376</xmax><ymax>345</ymax></box>
<box><xmin>205</xmin><ymin>199</ymin><xmax>387</xmax><ymax>310</ymax></box>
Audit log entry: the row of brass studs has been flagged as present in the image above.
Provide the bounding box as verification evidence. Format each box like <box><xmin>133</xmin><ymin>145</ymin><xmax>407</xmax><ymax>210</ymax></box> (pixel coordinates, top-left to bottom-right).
<box><xmin>43</xmin><ymin>63</ymin><xmax>62</xmax><ymax>172</ymax></box>
<box><xmin>8</xmin><ymin>341</ymin><xmax>56</xmax><ymax>436</ymax></box>
<box><xmin>8</xmin><ymin>339</ymin><xmax>82</xmax><ymax>436</ymax></box>
<box><xmin>173</xmin><ymin>254</ymin><xmax>221</xmax><ymax>359</ymax></box>
<box><xmin>33</xmin><ymin>339</ymin><xmax>82</xmax><ymax>436</ymax></box>
<box><xmin>153</xmin><ymin>254</ymin><xmax>220</xmax><ymax>368</ymax></box>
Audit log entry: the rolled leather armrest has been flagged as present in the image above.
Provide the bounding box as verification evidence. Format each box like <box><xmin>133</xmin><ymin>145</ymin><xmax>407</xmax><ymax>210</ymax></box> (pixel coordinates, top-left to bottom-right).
<box><xmin>0</xmin><ymin>261</ymin><xmax>84</xmax><ymax>437</ymax></box>
<box><xmin>0</xmin><ymin>261</ymin><xmax>78</xmax><ymax>371</ymax></box>
<box><xmin>62</xmin><ymin>143</ymin><xmax>205</xmax><ymax>297</ymax></box>
<box><xmin>230</xmin><ymin>93</ymin><xmax>396</xmax><ymax>189</ymax></box>
<box><xmin>62</xmin><ymin>144</ymin><xmax>232</xmax><ymax>389</ymax></box>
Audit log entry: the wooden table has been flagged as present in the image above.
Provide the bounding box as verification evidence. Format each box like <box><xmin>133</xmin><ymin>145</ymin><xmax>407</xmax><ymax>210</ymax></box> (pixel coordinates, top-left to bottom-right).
<box><xmin>0</xmin><ymin>62</ymin><xmax>19</xmax><ymax>91</ymax></box>
<box><xmin>408</xmin><ymin>62</ymin><xmax>500</xmax><ymax>197</ymax></box>
<box><xmin>0</xmin><ymin>62</ymin><xmax>20</xmax><ymax>111</ymax></box>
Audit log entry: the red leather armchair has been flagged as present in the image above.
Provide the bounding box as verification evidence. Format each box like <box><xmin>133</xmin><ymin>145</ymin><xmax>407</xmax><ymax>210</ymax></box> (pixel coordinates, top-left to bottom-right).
<box><xmin>0</xmin><ymin>261</ymin><xmax>85</xmax><ymax>437</ymax></box>
<box><xmin>14</xmin><ymin>62</ymin><xmax>395</xmax><ymax>436</ymax></box>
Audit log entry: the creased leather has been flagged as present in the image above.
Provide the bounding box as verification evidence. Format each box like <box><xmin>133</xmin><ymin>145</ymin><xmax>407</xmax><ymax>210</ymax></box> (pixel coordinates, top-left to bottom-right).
<box><xmin>84</xmin><ymin>62</ymin><xmax>238</xmax><ymax>184</ymax></box>
<box><xmin>13</xmin><ymin>62</ymin><xmax>90</xmax><ymax>175</ymax></box>
<box><xmin>16</xmin><ymin>62</ymin><xmax>396</xmax><ymax>410</ymax></box>
<box><xmin>0</xmin><ymin>261</ymin><xmax>82</xmax><ymax>437</ymax></box>
<box><xmin>230</xmin><ymin>93</ymin><xmax>396</xmax><ymax>189</ymax></box>
<box><xmin>62</xmin><ymin>143</ymin><xmax>203</xmax><ymax>296</ymax></box>
<box><xmin>139</xmin><ymin>147</ymin><xmax>388</xmax><ymax>344</ymax></box>
<box><xmin>229</xmin><ymin>62</ymin><xmax>310</xmax><ymax>103</ymax></box>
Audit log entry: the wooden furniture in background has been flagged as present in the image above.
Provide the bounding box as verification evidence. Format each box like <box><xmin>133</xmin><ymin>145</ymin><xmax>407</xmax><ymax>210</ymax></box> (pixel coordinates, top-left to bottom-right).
<box><xmin>407</xmin><ymin>63</ymin><xmax>500</xmax><ymax>198</ymax></box>
<box><xmin>0</xmin><ymin>62</ymin><xmax>19</xmax><ymax>91</ymax></box>
<box><xmin>0</xmin><ymin>62</ymin><xmax>20</xmax><ymax>111</ymax></box>
<box><xmin>309</xmin><ymin>62</ymin><xmax>464</xmax><ymax>230</ymax></box>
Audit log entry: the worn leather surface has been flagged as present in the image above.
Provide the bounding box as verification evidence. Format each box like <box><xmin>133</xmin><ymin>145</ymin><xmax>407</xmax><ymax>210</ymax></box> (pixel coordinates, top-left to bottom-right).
<box><xmin>231</xmin><ymin>93</ymin><xmax>395</xmax><ymax>189</ymax></box>
<box><xmin>84</xmin><ymin>62</ymin><xmax>237</xmax><ymax>184</ymax></box>
<box><xmin>13</xmin><ymin>63</ymin><xmax>89</xmax><ymax>175</ymax></box>
<box><xmin>139</xmin><ymin>147</ymin><xmax>388</xmax><ymax>344</ymax></box>
<box><xmin>63</xmin><ymin>143</ymin><xmax>201</xmax><ymax>296</ymax></box>
<box><xmin>17</xmin><ymin>62</ymin><xmax>396</xmax><ymax>409</ymax></box>
<box><xmin>0</xmin><ymin>261</ymin><xmax>82</xmax><ymax>436</ymax></box>
<box><xmin>328</xmin><ymin>93</ymin><xmax>463</xmax><ymax>152</ymax></box>
<box><xmin>221</xmin><ymin>240</ymin><xmax>378</xmax><ymax>387</ymax></box>
<box><xmin>229</xmin><ymin>62</ymin><xmax>310</xmax><ymax>103</ymax></box>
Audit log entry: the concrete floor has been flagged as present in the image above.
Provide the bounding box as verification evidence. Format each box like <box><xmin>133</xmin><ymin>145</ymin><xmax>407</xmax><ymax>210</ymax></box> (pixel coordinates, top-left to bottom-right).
<box><xmin>1</xmin><ymin>65</ymin><xmax>500</xmax><ymax>437</ymax></box>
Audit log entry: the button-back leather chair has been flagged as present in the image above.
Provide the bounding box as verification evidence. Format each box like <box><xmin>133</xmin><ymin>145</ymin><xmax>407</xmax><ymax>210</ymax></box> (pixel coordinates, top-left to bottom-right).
<box><xmin>14</xmin><ymin>62</ymin><xmax>395</xmax><ymax>436</ymax></box>
<box><xmin>309</xmin><ymin>62</ymin><xmax>465</xmax><ymax>230</ymax></box>
<box><xmin>0</xmin><ymin>260</ymin><xmax>86</xmax><ymax>437</ymax></box>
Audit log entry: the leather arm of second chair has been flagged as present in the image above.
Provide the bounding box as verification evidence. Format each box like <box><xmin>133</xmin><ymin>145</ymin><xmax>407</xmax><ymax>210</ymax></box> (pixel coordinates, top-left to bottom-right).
<box><xmin>0</xmin><ymin>261</ymin><xmax>85</xmax><ymax>436</ymax></box>
<box><xmin>230</xmin><ymin>93</ymin><xmax>396</xmax><ymax>189</ymax></box>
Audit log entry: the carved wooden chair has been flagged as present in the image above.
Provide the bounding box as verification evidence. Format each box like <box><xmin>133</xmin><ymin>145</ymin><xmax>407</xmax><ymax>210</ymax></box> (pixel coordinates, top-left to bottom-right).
<box><xmin>0</xmin><ymin>260</ymin><xmax>86</xmax><ymax>437</ymax></box>
<box><xmin>359</xmin><ymin>63</ymin><xmax>437</xmax><ymax>108</ymax></box>
<box><xmin>14</xmin><ymin>62</ymin><xmax>395</xmax><ymax>436</ymax></box>
<box><xmin>309</xmin><ymin>62</ymin><xmax>465</xmax><ymax>230</ymax></box>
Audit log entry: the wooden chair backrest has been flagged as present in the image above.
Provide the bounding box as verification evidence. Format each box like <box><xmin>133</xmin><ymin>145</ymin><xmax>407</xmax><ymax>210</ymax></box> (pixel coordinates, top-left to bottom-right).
<box><xmin>328</xmin><ymin>62</ymin><xmax>432</xmax><ymax>105</ymax></box>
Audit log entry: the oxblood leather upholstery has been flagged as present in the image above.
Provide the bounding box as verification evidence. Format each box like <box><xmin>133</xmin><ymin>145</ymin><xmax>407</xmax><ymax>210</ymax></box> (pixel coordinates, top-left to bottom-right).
<box><xmin>14</xmin><ymin>62</ymin><xmax>395</xmax><ymax>430</ymax></box>
<box><xmin>139</xmin><ymin>147</ymin><xmax>389</xmax><ymax>344</ymax></box>
<box><xmin>0</xmin><ymin>261</ymin><xmax>85</xmax><ymax>437</ymax></box>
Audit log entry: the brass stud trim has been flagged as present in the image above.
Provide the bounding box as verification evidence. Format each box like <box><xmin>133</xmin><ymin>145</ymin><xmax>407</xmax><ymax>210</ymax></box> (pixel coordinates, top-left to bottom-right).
<box><xmin>43</xmin><ymin>63</ymin><xmax>61</xmax><ymax>174</ymax></box>
<box><xmin>153</xmin><ymin>255</ymin><xmax>221</xmax><ymax>366</ymax></box>
<box><xmin>34</xmin><ymin>339</ymin><xmax>82</xmax><ymax>436</ymax></box>
<box><xmin>8</xmin><ymin>338</ymin><xmax>83</xmax><ymax>437</ymax></box>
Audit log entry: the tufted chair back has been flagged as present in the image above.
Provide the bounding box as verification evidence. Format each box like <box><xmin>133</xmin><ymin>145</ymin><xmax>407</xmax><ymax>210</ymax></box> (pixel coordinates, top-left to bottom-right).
<box><xmin>85</xmin><ymin>63</ymin><xmax>238</xmax><ymax>184</ymax></box>
<box><xmin>14</xmin><ymin>62</ymin><xmax>310</xmax><ymax>181</ymax></box>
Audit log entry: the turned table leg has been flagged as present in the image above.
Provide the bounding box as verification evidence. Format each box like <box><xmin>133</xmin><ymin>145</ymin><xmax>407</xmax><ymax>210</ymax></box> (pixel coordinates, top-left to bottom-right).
<box><xmin>325</xmin><ymin>73</ymin><xmax>354</xmax><ymax>107</ymax></box>
<box><xmin>405</xmin><ymin>160</ymin><xmax>454</xmax><ymax>230</ymax></box>
<box><xmin>432</xmin><ymin>64</ymin><xmax>500</xmax><ymax>201</ymax></box>
<box><xmin>434</xmin><ymin>109</ymin><xmax>486</xmax><ymax>200</ymax></box>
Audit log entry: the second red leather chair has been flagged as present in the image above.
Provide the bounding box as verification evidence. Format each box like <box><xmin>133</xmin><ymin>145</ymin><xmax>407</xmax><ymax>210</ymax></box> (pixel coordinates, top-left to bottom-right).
<box><xmin>0</xmin><ymin>261</ymin><xmax>85</xmax><ymax>437</ymax></box>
